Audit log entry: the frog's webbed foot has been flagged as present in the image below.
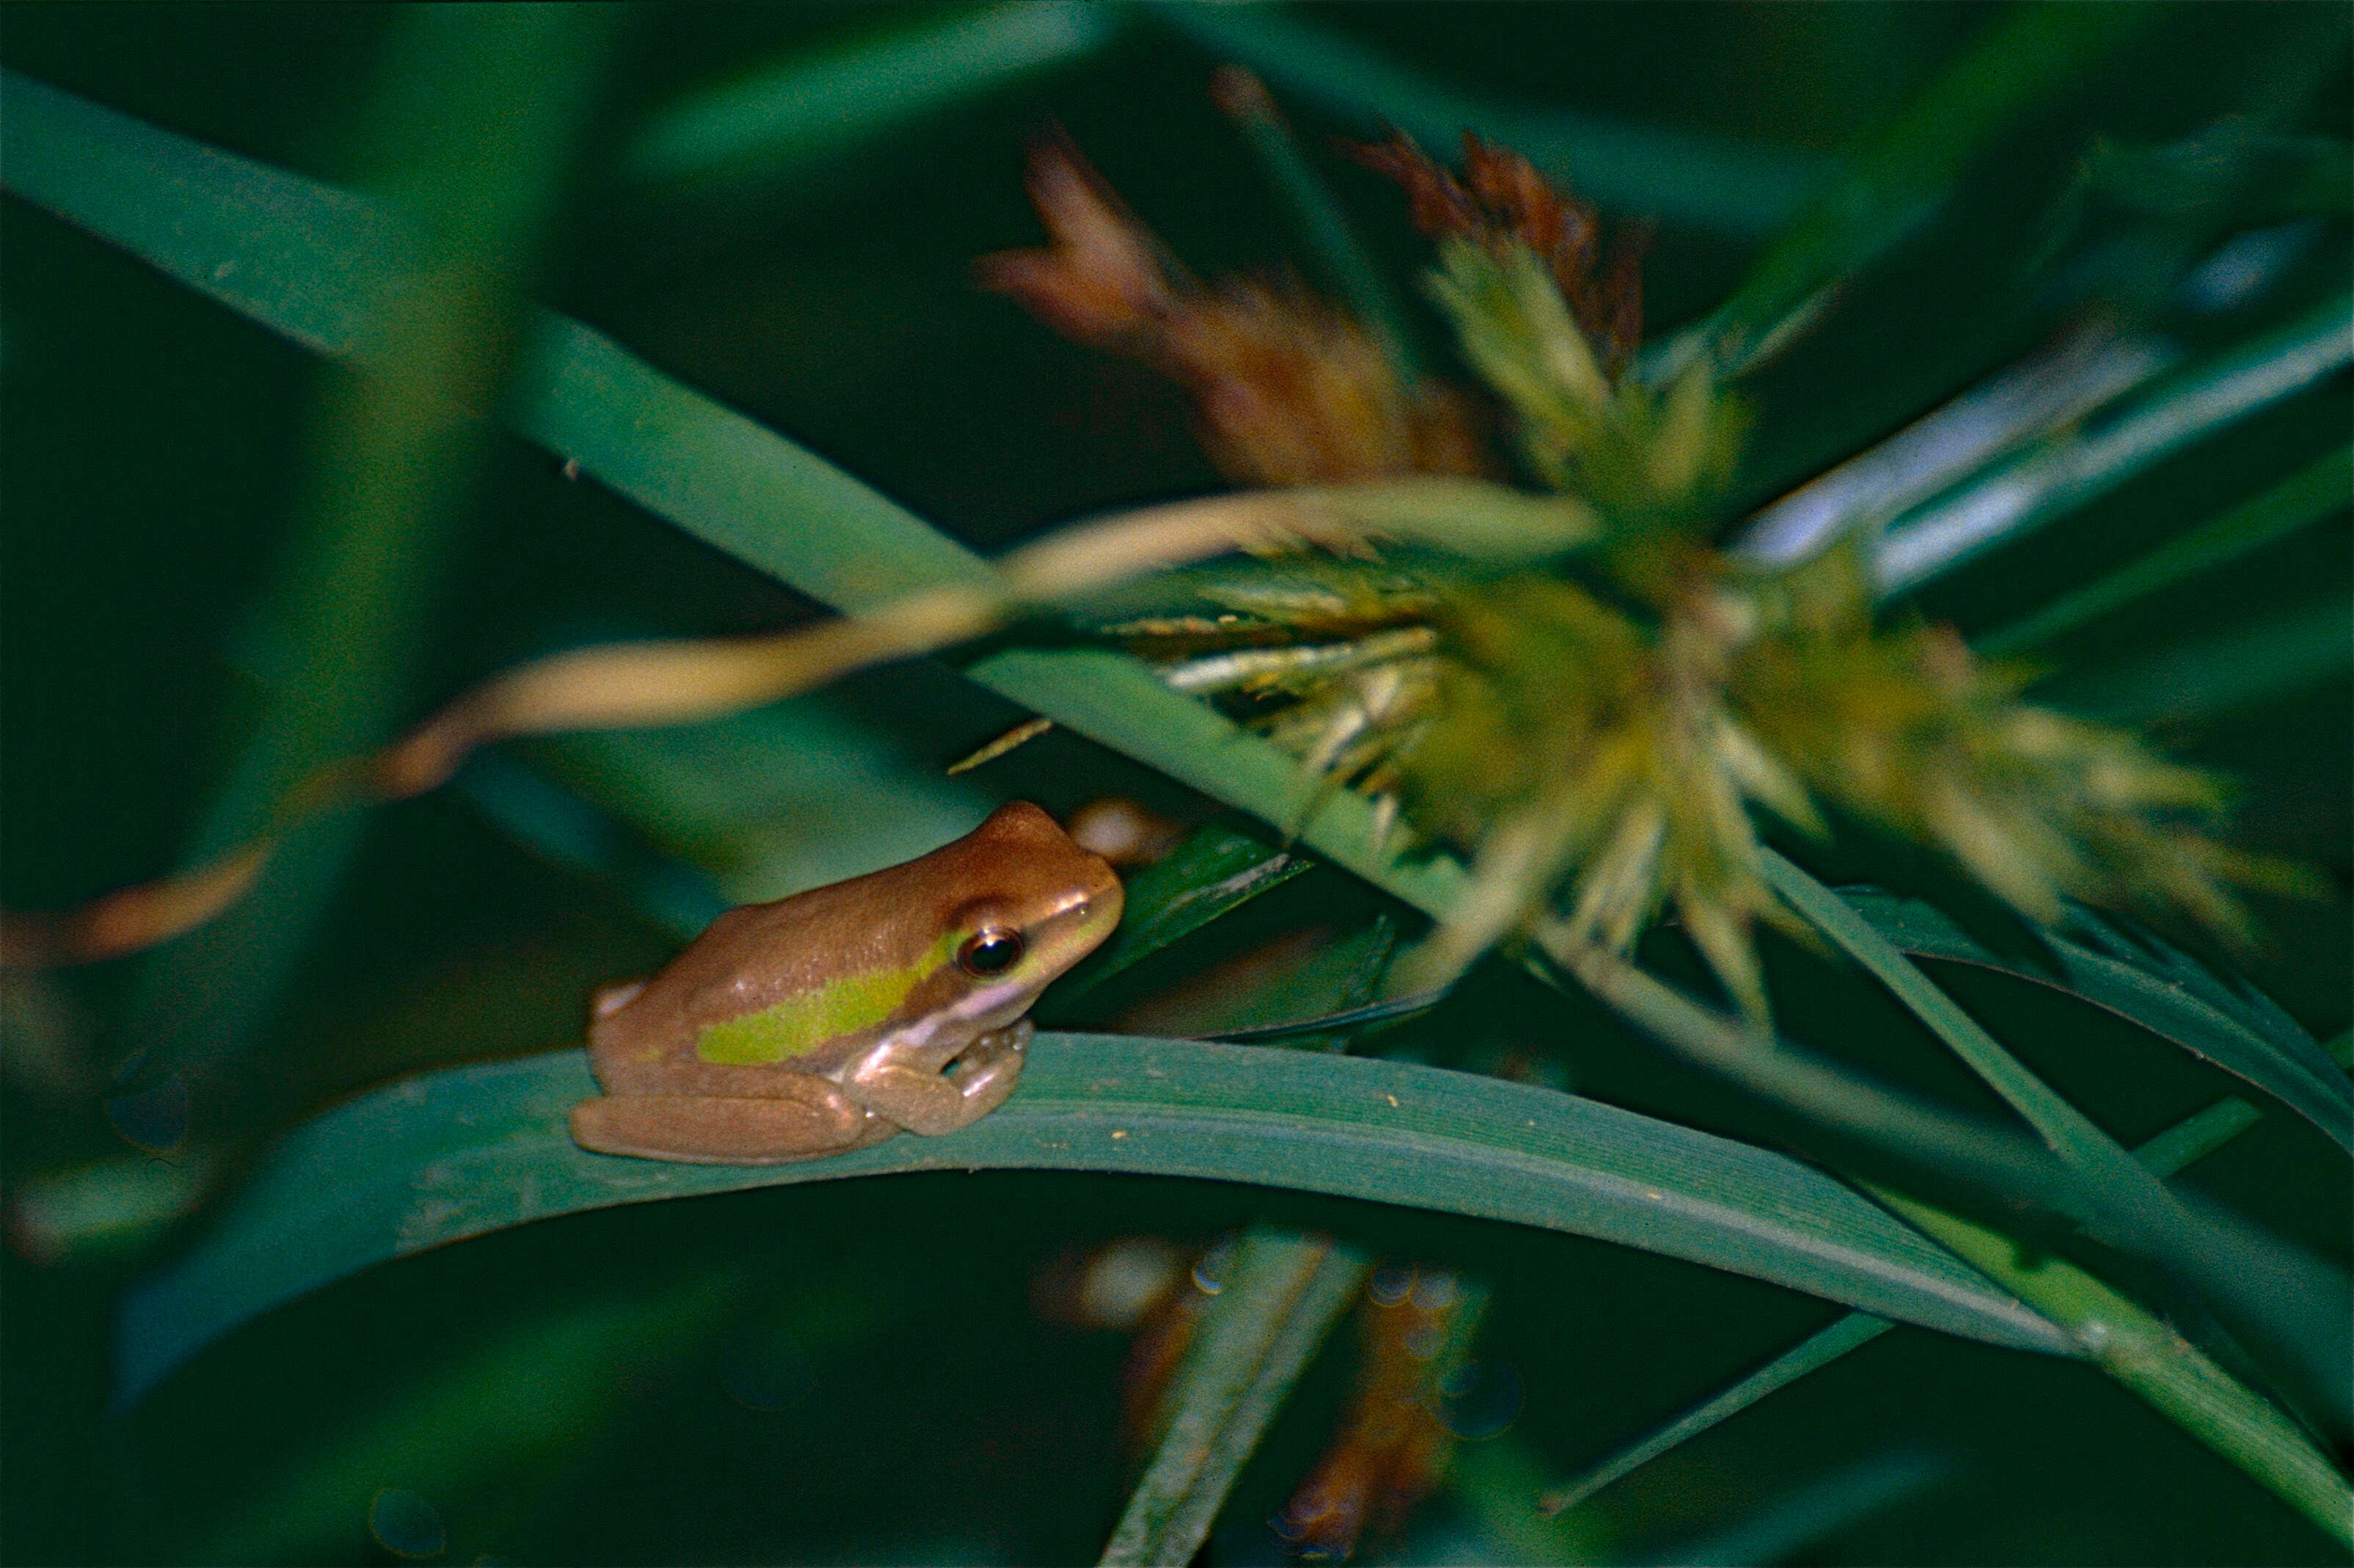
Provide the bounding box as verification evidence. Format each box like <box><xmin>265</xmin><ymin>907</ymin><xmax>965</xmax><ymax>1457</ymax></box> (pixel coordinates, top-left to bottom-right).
<box><xmin>944</xmin><ymin>1018</ymin><xmax>1032</xmax><ymax>1122</ymax></box>
<box><xmin>851</xmin><ymin>1018</ymin><xmax>1033</xmax><ymax>1137</ymax></box>
<box><xmin>571</xmin><ymin>1079</ymin><xmax>893</xmax><ymax>1164</ymax></box>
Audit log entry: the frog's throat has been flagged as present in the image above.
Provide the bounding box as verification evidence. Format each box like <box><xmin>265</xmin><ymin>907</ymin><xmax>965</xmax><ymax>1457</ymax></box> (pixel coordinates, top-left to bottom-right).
<box><xmin>696</xmin><ymin>929</ymin><xmax>963</xmax><ymax>1067</ymax></box>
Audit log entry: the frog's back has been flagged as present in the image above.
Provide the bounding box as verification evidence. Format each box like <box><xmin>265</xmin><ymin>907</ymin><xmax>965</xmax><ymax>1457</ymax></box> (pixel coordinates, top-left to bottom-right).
<box><xmin>586</xmin><ymin>851</ymin><xmax>964</xmax><ymax>1094</ymax></box>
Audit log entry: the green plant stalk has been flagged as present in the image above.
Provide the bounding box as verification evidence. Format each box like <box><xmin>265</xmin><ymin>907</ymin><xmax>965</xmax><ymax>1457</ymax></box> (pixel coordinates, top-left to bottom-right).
<box><xmin>1981</xmin><ymin>445</ymin><xmax>2354</xmax><ymax>655</ymax></box>
<box><xmin>1764</xmin><ymin>849</ymin><xmax>2350</xmax><ymax>1423</ymax></box>
<box><xmin>1542</xmin><ymin>1311</ymin><xmax>1894</xmax><ymax>1518</ymax></box>
<box><xmin>112</xmin><ymin>11</ymin><xmax>622</xmax><ymax>1090</ymax></box>
<box><xmin>1101</xmin><ymin>1229</ymin><xmax>1369</xmax><ymax>1567</ymax></box>
<box><xmin>1539</xmin><ymin>1094</ymin><xmax>2266</xmax><ymax>1517</ymax></box>
<box><xmin>1875</xmin><ymin>1183</ymin><xmax>2353</xmax><ymax>1545</ymax></box>
<box><xmin>1538</xmin><ymin>936</ymin><xmax>2350</xmax><ymax>1523</ymax></box>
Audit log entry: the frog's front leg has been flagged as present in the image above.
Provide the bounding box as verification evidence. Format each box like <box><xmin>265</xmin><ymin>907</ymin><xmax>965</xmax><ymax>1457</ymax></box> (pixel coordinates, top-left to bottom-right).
<box><xmin>571</xmin><ymin>1076</ymin><xmax>893</xmax><ymax>1164</ymax></box>
<box><xmin>848</xmin><ymin>1018</ymin><xmax>1032</xmax><ymax>1137</ymax></box>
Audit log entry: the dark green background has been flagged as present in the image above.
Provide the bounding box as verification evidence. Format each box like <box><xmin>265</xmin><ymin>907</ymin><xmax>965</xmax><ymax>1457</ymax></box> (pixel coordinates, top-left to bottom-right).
<box><xmin>3</xmin><ymin>5</ymin><xmax>2346</xmax><ymax>1563</ymax></box>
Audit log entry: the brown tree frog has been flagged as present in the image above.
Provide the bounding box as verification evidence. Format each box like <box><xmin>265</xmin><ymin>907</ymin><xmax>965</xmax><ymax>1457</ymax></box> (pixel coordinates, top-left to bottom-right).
<box><xmin>572</xmin><ymin>801</ymin><xmax>1123</xmax><ymax>1164</ymax></box>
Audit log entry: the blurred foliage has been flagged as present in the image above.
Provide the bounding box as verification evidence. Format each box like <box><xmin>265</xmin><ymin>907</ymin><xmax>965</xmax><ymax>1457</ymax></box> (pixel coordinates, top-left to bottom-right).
<box><xmin>1</xmin><ymin>4</ymin><xmax>2347</xmax><ymax>1566</ymax></box>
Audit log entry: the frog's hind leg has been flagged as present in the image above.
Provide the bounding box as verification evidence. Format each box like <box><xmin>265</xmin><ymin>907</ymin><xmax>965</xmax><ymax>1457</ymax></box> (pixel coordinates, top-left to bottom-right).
<box><xmin>570</xmin><ymin>1082</ymin><xmax>892</xmax><ymax>1164</ymax></box>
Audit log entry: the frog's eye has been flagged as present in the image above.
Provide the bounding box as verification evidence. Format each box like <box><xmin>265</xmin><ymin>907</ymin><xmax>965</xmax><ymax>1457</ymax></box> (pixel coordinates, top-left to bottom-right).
<box><xmin>958</xmin><ymin>927</ymin><xmax>1025</xmax><ymax>977</ymax></box>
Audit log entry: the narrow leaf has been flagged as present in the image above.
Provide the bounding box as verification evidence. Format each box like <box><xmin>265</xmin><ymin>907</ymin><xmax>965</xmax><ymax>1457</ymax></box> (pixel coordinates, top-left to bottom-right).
<box><xmin>1063</xmin><ymin>823</ymin><xmax>1311</xmax><ymax>997</ymax></box>
<box><xmin>1837</xmin><ymin>886</ymin><xmax>2352</xmax><ymax>1151</ymax></box>
<box><xmin>1539</xmin><ymin>1089</ymin><xmax>2268</xmax><ymax>1517</ymax></box>
<box><xmin>1877</xmin><ymin>1184</ymin><xmax>2353</xmax><ymax>1546</ymax></box>
<box><xmin>1767</xmin><ymin>850</ymin><xmax>2351</xmax><ymax>1418</ymax></box>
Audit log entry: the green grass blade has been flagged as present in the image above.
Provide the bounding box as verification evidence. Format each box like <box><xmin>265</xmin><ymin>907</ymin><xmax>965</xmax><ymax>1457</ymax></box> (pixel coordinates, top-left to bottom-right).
<box><xmin>115</xmin><ymin>1035</ymin><xmax>2074</xmax><ymax>1407</ymax></box>
<box><xmin>450</xmin><ymin>752</ymin><xmax>729</xmax><ymax>941</ymax></box>
<box><xmin>1062</xmin><ymin>823</ymin><xmax>1310</xmax><ymax>998</ymax></box>
<box><xmin>1140</xmin><ymin>1</ymin><xmax>1826</xmax><ymax>238</ymax></box>
<box><xmin>1766</xmin><ymin>850</ymin><xmax>2351</xmax><ymax>1418</ymax></box>
<box><xmin>1099</xmin><ymin>1229</ymin><xmax>1369</xmax><ymax>1567</ymax></box>
<box><xmin>1835</xmin><ymin>888</ymin><xmax>2351</xmax><ymax>1151</ymax></box>
<box><xmin>617</xmin><ymin>0</ymin><xmax>1120</xmax><ymax>190</ymax></box>
<box><xmin>100</xmin><ymin>12</ymin><xmax>617</xmax><ymax>1088</ymax></box>
<box><xmin>1876</xmin><ymin>1184</ymin><xmax>2353</xmax><ymax>1545</ymax></box>
<box><xmin>1981</xmin><ymin>445</ymin><xmax>2354</xmax><ymax>656</ymax></box>
<box><xmin>1541</xmin><ymin>1312</ymin><xmax>1897</xmax><ymax>1518</ymax></box>
<box><xmin>1097</xmin><ymin>889</ymin><xmax>1392</xmax><ymax>1563</ymax></box>
<box><xmin>0</xmin><ymin>70</ymin><xmax>406</xmax><ymax>357</ymax></box>
<box><xmin>1538</xmin><ymin>1090</ymin><xmax>2270</xmax><ymax>1518</ymax></box>
<box><xmin>1735</xmin><ymin>329</ymin><xmax>2176</xmax><ymax>568</ymax></box>
<box><xmin>0</xmin><ymin>72</ymin><xmax>1465</xmax><ymax>928</ymax></box>
<box><xmin>1877</xmin><ymin>294</ymin><xmax>2354</xmax><ymax>591</ymax></box>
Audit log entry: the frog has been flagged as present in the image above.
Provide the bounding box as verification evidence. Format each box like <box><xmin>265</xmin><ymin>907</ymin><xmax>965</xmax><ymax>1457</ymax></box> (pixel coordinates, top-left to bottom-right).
<box><xmin>571</xmin><ymin>801</ymin><xmax>1123</xmax><ymax>1164</ymax></box>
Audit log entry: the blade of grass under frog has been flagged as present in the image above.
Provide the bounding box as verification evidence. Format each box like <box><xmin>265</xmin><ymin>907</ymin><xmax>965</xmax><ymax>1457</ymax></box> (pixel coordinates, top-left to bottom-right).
<box><xmin>1100</xmin><ymin>1229</ymin><xmax>1369</xmax><ymax>1567</ymax></box>
<box><xmin>114</xmin><ymin>1035</ymin><xmax>2074</xmax><ymax>1409</ymax></box>
<box><xmin>1766</xmin><ymin>850</ymin><xmax>2352</xmax><ymax>1423</ymax></box>
<box><xmin>1979</xmin><ymin>445</ymin><xmax>2353</xmax><ymax>657</ymax></box>
<box><xmin>1834</xmin><ymin>886</ymin><xmax>2351</xmax><ymax>1153</ymax></box>
<box><xmin>1539</xmin><ymin>1093</ymin><xmax>2268</xmax><ymax>1519</ymax></box>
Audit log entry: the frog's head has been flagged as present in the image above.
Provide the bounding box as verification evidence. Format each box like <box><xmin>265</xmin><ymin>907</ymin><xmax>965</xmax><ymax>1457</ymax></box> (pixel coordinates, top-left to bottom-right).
<box><xmin>928</xmin><ymin>801</ymin><xmax>1123</xmax><ymax>1029</ymax></box>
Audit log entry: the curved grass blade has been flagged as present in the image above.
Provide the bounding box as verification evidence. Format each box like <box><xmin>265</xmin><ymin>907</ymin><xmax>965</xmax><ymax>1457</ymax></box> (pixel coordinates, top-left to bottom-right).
<box><xmin>0</xmin><ymin>71</ymin><xmax>1462</xmax><ymax>928</ymax></box>
<box><xmin>1979</xmin><ymin>445</ymin><xmax>2353</xmax><ymax>656</ymax></box>
<box><xmin>1875</xmin><ymin>1182</ymin><xmax>2353</xmax><ymax>1545</ymax></box>
<box><xmin>1099</xmin><ymin>1229</ymin><xmax>1368</xmax><ymax>1567</ymax></box>
<box><xmin>1835</xmin><ymin>886</ymin><xmax>2352</xmax><ymax>1152</ymax></box>
<box><xmin>1766</xmin><ymin>850</ymin><xmax>2351</xmax><ymax>1420</ymax></box>
<box><xmin>116</xmin><ymin>1035</ymin><xmax>2071</xmax><ymax>1407</ymax></box>
<box><xmin>1539</xmin><ymin>1093</ymin><xmax>2267</xmax><ymax>1519</ymax></box>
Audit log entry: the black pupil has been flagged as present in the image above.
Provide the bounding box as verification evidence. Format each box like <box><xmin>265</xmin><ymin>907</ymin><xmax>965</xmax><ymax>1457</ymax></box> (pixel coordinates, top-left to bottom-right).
<box><xmin>961</xmin><ymin>930</ymin><xmax>1023</xmax><ymax>975</ymax></box>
